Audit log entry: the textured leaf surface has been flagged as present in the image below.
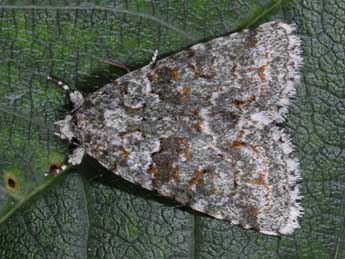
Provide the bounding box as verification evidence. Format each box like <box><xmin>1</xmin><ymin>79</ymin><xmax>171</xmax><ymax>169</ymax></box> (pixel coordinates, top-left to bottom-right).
<box><xmin>0</xmin><ymin>0</ymin><xmax>344</xmax><ymax>258</ymax></box>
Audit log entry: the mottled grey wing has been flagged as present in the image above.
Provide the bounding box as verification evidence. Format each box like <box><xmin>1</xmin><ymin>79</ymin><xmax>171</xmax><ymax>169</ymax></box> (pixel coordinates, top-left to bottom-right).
<box><xmin>71</xmin><ymin>21</ymin><xmax>303</xmax><ymax>235</ymax></box>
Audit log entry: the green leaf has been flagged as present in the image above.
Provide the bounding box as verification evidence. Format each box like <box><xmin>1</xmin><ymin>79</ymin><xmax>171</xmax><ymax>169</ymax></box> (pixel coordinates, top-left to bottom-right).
<box><xmin>0</xmin><ymin>0</ymin><xmax>344</xmax><ymax>258</ymax></box>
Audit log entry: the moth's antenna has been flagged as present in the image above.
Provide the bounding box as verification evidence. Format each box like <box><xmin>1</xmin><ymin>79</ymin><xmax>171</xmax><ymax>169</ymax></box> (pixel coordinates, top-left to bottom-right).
<box><xmin>47</xmin><ymin>76</ymin><xmax>74</xmax><ymax>92</ymax></box>
<box><xmin>97</xmin><ymin>60</ymin><xmax>131</xmax><ymax>73</ymax></box>
<box><xmin>47</xmin><ymin>76</ymin><xmax>84</xmax><ymax>111</ymax></box>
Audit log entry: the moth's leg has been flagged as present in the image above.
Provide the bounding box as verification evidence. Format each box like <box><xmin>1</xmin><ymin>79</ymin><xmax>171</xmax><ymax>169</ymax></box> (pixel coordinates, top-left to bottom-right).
<box><xmin>97</xmin><ymin>60</ymin><xmax>130</xmax><ymax>73</ymax></box>
<box><xmin>47</xmin><ymin>76</ymin><xmax>84</xmax><ymax>111</ymax></box>
<box><xmin>67</xmin><ymin>147</ymin><xmax>85</xmax><ymax>166</ymax></box>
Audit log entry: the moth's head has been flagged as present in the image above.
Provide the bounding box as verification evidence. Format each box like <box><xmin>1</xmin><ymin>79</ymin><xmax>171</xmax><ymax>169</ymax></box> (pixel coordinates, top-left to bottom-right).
<box><xmin>54</xmin><ymin>115</ymin><xmax>75</xmax><ymax>142</ymax></box>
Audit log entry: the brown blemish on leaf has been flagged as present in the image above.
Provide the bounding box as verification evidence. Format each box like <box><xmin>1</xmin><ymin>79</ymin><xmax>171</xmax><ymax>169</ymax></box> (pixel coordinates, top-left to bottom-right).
<box><xmin>251</xmin><ymin>145</ymin><xmax>258</xmax><ymax>153</ymax></box>
<box><xmin>8</xmin><ymin>178</ymin><xmax>16</xmax><ymax>188</ymax></box>
<box><xmin>264</xmin><ymin>51</ymin><xmax>269</xmax><ymax>59</ymax></box>
<box><xmin>48</xmin><ymin>162</ymin><xmax>63</xmax><ymax>174</ymax></box>
<box><xmin>4</xmin><ymin>173</ymin><xmax>19</xmax><ymax>193</ymax></box>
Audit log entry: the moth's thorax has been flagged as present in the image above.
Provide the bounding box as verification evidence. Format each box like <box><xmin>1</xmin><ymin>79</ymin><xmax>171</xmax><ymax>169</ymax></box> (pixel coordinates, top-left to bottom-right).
<box><xmin>56</xmin><ymin>21</ymin><xmax>303</xmax><ymax>236</ymax></box>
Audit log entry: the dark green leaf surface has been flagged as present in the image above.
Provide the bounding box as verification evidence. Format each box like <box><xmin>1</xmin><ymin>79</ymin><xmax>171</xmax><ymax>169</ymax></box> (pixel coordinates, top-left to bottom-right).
<box><xmin>0</xmin><ymin>0</ymin><xmax>344</xmax><ymax>258</ymax></box>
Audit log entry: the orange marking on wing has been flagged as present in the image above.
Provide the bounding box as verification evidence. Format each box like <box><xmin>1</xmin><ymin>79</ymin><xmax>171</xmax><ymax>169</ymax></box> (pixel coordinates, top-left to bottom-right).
<box><xmin>169</xmin><ymin>166</ymin><xmax>180</xmax><ymax>182</ymax></box>
<box><xmin>188</xmin><ymin>168</ymin><xmax>203</xmax><ymax>188</ymax></box>
<box><xmin>249</xmin><ymin>174</ymin><xmax>266</xmax><ymax>186</ymax></box>
<box><xmin>231</xmin><ymin>64</ymin><xmax>237</xmax><ymax>79</ymax></box>
<box><xmin>118</xmin><ymin>146</ymin><xmax>129</xmax><ymax>160</ymax></box>
<box><xmin>257</xmin><ymin>65</ymin><xmax>267</xmax><ymax>81</ymax></box>
<box><xmin>180</xmin><ymin>86</ymin><xmax>191</xmax><ymax>103</ymax></box>
<box><xmin>147</xmin><ymin>164</ymin><xmax>157</xmax><ymax>176</ymax></box>
<box><xmin>169</xmin><ymin>67</ymin><xmax>179</xmax><ymax>81</ymax></box>
<box><xmin>230</xmin><ymin>140</ymin><xmax>246</xmax><ymax>148</ymax></box>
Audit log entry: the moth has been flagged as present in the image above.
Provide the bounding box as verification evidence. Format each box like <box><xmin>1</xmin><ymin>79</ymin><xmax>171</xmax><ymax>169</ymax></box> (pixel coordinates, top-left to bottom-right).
<box><xmin>53</xmin><ymin>21</ymin><xmax>303</xmax><ymax>236</ymax></box>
